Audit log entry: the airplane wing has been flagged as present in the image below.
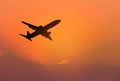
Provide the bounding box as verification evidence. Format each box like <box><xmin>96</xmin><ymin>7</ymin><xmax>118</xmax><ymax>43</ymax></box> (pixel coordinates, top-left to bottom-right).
<box><xmin>43</xmin><ymin>20</ymin><xmax>61</xmax><ymax>30</ymax></box>
<box><xmin>41</xmin><ymin>33</ymin><xmax>52</xmax><ymax>41</ymax></box>
<box><xmin>21</xmin><ymin>21</ymin><xmax>38</xmax><ymax>30</ymax></box>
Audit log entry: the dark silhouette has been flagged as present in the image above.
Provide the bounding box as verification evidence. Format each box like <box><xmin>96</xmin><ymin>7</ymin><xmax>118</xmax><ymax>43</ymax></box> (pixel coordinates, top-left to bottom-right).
<box><xmin>20</xmin><ymin>19</ymin><xmax>61</xmax><ymax>41</ymax></box>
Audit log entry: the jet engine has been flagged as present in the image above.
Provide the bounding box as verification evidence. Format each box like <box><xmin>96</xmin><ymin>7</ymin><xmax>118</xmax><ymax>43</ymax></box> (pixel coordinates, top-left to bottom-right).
<box><xmin>48</xmin><ymin>31</ymin><xmax>51</xmax><ymax>34</ymax></box>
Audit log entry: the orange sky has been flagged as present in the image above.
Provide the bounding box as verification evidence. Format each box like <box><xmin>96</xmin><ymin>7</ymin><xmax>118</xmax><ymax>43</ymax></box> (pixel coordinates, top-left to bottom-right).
<box><xmin>0</xmin><ymin>0</ymin><xmax>120</xmax><ymax>65</ymax></box>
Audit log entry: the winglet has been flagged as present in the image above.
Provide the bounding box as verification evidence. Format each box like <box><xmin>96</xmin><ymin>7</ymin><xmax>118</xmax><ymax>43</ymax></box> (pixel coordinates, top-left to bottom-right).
<box><xmin>21</xmin><ymin>21</ymin><xmax>26</xmax><ymax>24</ymax></box>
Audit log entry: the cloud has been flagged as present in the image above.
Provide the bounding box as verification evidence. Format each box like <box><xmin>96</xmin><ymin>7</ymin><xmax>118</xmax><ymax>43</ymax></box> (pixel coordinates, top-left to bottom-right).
<box><xmin>0</xmin><ymin>50</ymin><xmax>4</xmax><ymax>57</ymax></box>
<box><xmin>0</xmin><ymin>50</ymin><xmax>120</xmax><ymax>81</ymax></box>
<box><xmin>0</xmin><ymin>53</ymin><xmax>50</xmax><ymax>81</ymax></box>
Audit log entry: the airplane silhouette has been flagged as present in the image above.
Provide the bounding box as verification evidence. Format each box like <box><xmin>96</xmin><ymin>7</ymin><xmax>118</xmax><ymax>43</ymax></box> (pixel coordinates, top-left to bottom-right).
<box><xmin>20</xmin><ymin>19</ymin><xmax>61</xmax><ymax>41</ymax></box>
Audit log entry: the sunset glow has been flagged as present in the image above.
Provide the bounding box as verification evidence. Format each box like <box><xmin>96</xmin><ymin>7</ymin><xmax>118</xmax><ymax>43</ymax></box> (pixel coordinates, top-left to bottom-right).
<box><xmin>0</xmin><ymin>0</ymin><xmax>120</xmax><ymax>65</ymax></box>
<box><xmin>0</xmin><ymin>0</ymin><xmax>120</xmax><ymax>81</ymax></box>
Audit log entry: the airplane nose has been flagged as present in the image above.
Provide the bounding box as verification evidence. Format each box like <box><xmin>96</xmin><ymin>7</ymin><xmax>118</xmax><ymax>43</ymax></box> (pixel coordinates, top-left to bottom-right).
<box><xmin>58</xmin><ymin>20</ymin><xmax>61</xmax><ymax>22</ymax></box>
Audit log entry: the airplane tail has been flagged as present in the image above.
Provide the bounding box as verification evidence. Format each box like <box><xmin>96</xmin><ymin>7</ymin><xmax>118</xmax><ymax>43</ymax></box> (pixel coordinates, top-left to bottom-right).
<box><xmin>19</xmin><ymin>31</ymin><xmax>32</xmax><ymax>41</ymax></box>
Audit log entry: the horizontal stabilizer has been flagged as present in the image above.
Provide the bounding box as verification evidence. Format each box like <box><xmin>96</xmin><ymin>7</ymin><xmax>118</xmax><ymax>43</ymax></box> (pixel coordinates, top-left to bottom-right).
<box><xmin>19</xmin><ymin>34</ymin><xmax>32</xmax><ymax>41</ymax></box>
<box><xmin>19</xmin><ymin>34</ymin><xmax>26</xmax><ymax>38</ymax></box>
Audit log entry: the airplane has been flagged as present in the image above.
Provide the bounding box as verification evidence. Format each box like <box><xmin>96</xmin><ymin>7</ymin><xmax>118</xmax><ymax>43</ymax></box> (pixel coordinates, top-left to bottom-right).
<box><xmin>19</xmin><ymin>19</ymin><xmax>61</xmax><ymax>41</ymax></box>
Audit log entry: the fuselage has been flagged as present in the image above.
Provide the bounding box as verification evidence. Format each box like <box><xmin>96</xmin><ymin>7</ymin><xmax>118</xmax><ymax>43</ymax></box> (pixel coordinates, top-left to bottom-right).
<box><xmin>27</xmin><ymin>27</ymin><xmax>49</xmax><ymax>38</ymax></box>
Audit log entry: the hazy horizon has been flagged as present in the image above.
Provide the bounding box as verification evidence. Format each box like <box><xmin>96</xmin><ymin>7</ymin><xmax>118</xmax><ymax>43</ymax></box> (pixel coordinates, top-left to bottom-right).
<box><xmin>0</xmin><ymin>0</ymin><xmax>120</xmax><ymax>81</ymax></box>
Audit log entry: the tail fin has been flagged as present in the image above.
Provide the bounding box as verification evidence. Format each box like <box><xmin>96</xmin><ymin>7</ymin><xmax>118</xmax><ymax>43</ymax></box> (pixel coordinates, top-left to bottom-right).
<box><xmin>19</xmin><ymin>33</ymin><xmax>32</xmax><ymax>41</ymax></box>
<box><xmin>27</xmin><ymin>31</ymin><xmax>30</xmax><ymax>36</ymax></box>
